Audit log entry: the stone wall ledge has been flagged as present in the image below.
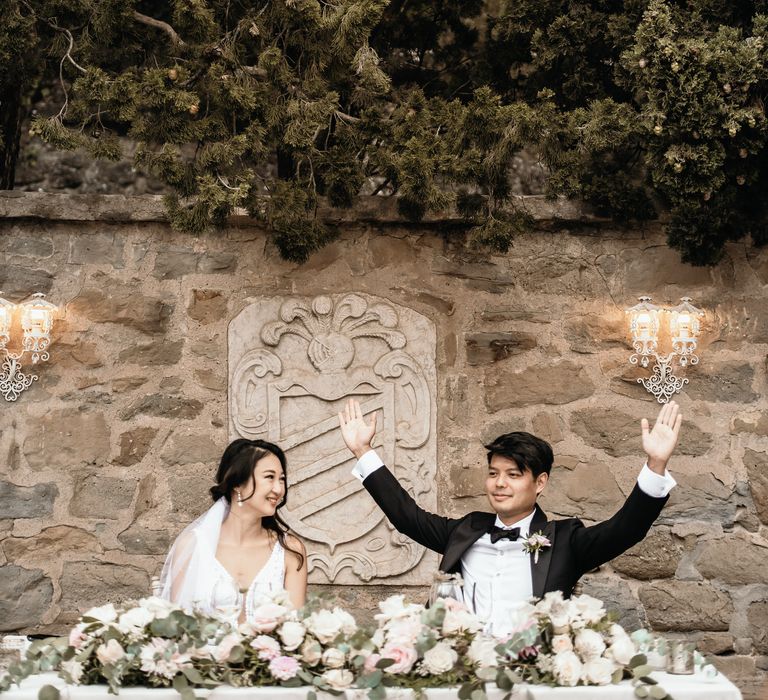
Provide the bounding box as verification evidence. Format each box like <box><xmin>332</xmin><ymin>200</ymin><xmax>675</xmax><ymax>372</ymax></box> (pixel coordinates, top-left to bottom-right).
<box><xmin>0</xmin><ymin>191</ymin><xmax>612</xmax><ymax>227</ymax></box>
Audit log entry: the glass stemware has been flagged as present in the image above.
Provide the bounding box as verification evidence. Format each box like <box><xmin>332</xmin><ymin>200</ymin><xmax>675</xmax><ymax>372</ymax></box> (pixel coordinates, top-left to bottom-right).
<box><xmin>210</xmin><ymin>576</ymin><xmax>243</xmax><ymax>626</ymax></box>
<box><xmin>428</xmin><ymin>572</ymin><xmax>464</xmax><ymax>607</ymax></box>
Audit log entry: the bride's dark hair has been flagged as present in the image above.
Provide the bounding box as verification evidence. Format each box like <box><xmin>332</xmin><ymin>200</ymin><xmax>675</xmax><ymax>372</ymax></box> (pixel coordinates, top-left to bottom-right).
<box><xmin>210</xmin><ymin>439</ymin><xmax>304</xmax><ymax>570</ymax></box>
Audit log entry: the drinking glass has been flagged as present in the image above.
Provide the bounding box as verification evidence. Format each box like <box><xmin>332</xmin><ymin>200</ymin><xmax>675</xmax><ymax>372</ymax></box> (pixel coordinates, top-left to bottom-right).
<box><xmin>428</xmin><ymin>572</ymin><xmax>464</xmax><ymax>607</ymax></box>
<box><xmin>210</xmin><ymin>577</ymin><xmax>243</xmax><ymax>626</ymax></box>
<box><xmin>667</xmin><ymin>640</ymin><xmax>695</xmax><ymax>675</ymax></box>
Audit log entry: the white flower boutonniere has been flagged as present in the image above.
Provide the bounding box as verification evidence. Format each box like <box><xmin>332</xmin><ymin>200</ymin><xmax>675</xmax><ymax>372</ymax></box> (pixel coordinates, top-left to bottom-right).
<box><xmin>522</xmin><ymin>531</ymin><xmax>551</xmax><ymax>563</ymax></box>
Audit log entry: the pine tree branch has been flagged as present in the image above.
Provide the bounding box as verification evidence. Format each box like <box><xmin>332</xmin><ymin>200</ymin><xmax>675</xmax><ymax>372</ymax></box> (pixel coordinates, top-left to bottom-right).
<box><xmin>132</xmin><ymin>11</ymin><xmax>186</xmax><ymax>46</ymax></box>
<box><xmin>241</xmin><ymin>66</ymin><xmax>268</xmax><ymax>80</ymax></box>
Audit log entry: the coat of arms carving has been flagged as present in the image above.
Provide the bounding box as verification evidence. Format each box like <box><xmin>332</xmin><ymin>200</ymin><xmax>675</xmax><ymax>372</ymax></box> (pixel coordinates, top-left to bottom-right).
<box><xmin>228</xmin><ymin>294</ymin><xmax>437</xmax><ymax>584</ymax></box>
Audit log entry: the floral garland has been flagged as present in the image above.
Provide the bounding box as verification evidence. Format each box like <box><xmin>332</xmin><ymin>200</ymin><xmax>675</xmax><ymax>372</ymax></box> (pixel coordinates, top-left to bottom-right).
<box><xmin>0</xmin><ymin>592</ymin><xmax>676</xmax><ymax>700</ymax></box>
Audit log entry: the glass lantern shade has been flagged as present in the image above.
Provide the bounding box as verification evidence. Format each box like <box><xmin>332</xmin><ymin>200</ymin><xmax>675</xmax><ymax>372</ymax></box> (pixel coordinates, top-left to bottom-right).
<box><xmin>668</xmin><ymin>297</ymin><xmax>703</xmax><ymax>341</ymax></box>
<box><xmin>0</xmin><ymin>295</ymin><xmax>14</xmax><ymax>344</ymax></box>
<box><xmin>626</xmin><ymin>296</ymin><xmax>661</xmax><ymax>345</ymax></box>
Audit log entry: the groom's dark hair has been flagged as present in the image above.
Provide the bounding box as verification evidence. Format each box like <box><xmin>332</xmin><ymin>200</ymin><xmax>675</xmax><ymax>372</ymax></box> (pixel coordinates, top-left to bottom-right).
<box><xmin>484</xmin><ymin>432</ymin><xmax>554</xmax><ymax>478</ymax></box>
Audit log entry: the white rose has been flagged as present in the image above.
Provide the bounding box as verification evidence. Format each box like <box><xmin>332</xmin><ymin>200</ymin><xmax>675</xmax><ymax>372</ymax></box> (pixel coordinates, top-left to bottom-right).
<box><xmin>385</xmin><ymin>617</ymin><xmax>422</xmax><ymax>645</ymax></box>
<box><xmin>333</xmin><ymin>607</ymin><xmax>357</xmax><ymax>636</ymax></box>
<box><xmin>215</xmin><ymin>633</ymin><xmax>243</xmax><ymax>663</ymax></box>
<box><xmin>371</xmin><ymin>628</ymin><xmax>385</xmax><ymax>649</ymax></box>
<box><xmin>322</xmin><ymin>668</ymin><xmax>354</xmax><ymax>690</ymax></box>
<box><xmin>536</xmin><ymin>591</ymin><xmax>564</xmax><ymax>615</ymax></box>
<box><xmin>574</xmin><ymin>629</ymin><xmax>606</xmax><ymax>662</ymax></box>
<box><xmin>96</xmin><ymin>639</ymin><xmax>125</xmax><ymax>665</ymax></box>
<box><xmin>468</xmin><ymin>636</ymin><xmax>498</xmax><ymax>668</ymax></box>
<box><xmin>301</xmin><ymin>639</ymin><xmax>322</xmax><ymax>666</ymax></box>
<box><xmin>278</xmin><ymin>620</ymin><xmax>306</xmax><ymax>651</ymax></box>
<box><xmin>552</xmin><ymin>650</ymin><xmax>583</xmax><ymax>687</ymax></box>
<box><xmin>322</xmin><ymin>647</ymin><xmax>346</xmax><ymax>669</ymax></box>
<box><xmin>118</xmin><ymin>607</ymin><xmax>154</xmax><ymax>634</ymax></box>
<box><xmin>610</xmin><ymin>624</ymin><xmax>629</xmax><ymax>640</ymax></box>
<box><xmin>550</xmin><ymin>634</ymin><xmax>573</xmax><ymax>655</ymax></box>
<box><xmin>139</xmin><ymin>596</ymin><xmax>175</xmax><ymax>619</ymax></box>
<box><xmin>581</xmin><ymin>657</ymin><xmax>616</xmax><ymax>685</ymax></box>
<box><xmin>422</xmin><ymin>641</ymin><xmax>458</xmax><ymax>675</ymax></box>
<box><xmin>250</xmin><ymin>602</ymin><xmax>290</xmax><ymax>633</ymax></box>
<box><xmin>550</xmin><ymin>613</ymin><xmax>570</xmax><ymax>634</ymax></box>
<box><xmin>607</xmin><ymin>636</ymin><xmax>636</xmax><ymax>666</ymax></box>
<box><xmin>306</xmin><ymin>610</ymin><xmax>343</xmax><ymax>644</ymax></box>
<box><xmin>375</xmin><ymin>595</ymin><xmax>422</xmax><ymax>622</ymax></box>
<box><xmin>61</xmin><ymin>659</ymin><xmax>84</xmax><ymax>684</ymax></box>
<box><xmin>535</xmin><ymin>653</ymin><xmax>554</xmax><ymax>675</ymax></box>
<box><xmin>570</xmin><ymin>617</ymin><xmax>586</xmax><ymax>631</ymax></box>
<box><xmin>250</xmin><ymin>635</ymin><xmax>281</xmax><ymax>661</ymax></box>
<box><xmin>572</xmin><ymin>595</ymin><xmax>605</xmax><ymax>625</ymax></box>
<box><xmin>84</xmin><ymin>603</ymin><xmax>118</xmax><ymax>624</ymax></box>
<box><xmin>443</xmin><ymin>608</ymin><xmax>482</xmax><ymax>636</ymax></box>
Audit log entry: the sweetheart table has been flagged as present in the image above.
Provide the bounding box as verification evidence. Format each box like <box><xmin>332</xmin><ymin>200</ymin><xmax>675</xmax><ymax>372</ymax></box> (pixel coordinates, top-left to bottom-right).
<box><xmin>4</xmin><ymin>672</ymin><xmax>743</xmax><ymax>700</ymax></box>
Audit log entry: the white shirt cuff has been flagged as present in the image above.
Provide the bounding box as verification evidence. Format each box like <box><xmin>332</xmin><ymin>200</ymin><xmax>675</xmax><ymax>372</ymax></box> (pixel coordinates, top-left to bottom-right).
<box><xmin>351</xmin><ymin>450</ymin><xmax>385</xmax><ymax>481</ymax></box>
<box><xmin>636</xmin><ymin>462</ymin><xmax>677</xmax><ymax>498</ymax></box>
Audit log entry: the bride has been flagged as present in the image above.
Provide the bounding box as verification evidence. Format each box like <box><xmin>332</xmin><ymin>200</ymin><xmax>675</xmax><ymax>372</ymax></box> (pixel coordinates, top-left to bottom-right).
<box><xmin>159</xmin><ymin>439</ymin><xmax>307</xmax><ymax>620</ymax></box>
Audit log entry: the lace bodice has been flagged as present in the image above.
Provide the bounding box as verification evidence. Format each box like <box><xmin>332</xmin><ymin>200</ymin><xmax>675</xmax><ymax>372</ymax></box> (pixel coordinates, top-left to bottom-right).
<box><xmin>209</xmin><ymin>540</ymin><xmax>285</xmax><ymax>623</ymax></box>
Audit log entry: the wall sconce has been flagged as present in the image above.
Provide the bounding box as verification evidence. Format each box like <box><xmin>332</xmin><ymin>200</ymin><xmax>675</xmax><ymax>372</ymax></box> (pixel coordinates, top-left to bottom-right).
<box><xmin>626</xmin><ymin>295</ymin><xmax>704</xmax><ymax>403</ymax></box>
<box><xmin>0</xmin><ymin>292</ymin><xmax>59</xmax><ymax>401</ymax></box>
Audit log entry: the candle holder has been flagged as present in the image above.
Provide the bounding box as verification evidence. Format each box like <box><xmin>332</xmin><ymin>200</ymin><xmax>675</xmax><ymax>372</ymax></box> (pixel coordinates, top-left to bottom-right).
<box><xmin>0</xmin><ymin>292</ymin><xmax>59</xmax><ymax>401</ymax></box>
<box><xmin>626</xmin><ymin>296</ymin><xmax>704</xmax><ymax>403</ymax></box>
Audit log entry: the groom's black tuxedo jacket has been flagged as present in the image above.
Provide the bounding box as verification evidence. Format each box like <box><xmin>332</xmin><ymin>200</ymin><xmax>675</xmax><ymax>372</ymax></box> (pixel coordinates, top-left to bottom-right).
<box><xmin>363</xmin><ymin>466</ymin><xmax>669</xmax><ymax>598</ymax></box>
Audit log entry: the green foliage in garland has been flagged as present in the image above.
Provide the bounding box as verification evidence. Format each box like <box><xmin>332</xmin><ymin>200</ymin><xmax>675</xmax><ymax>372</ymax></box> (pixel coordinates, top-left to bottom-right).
<box><xmin>2</xmin><ymin>0</ymin><xmax>768</xmax><ymax>263</ymax></box>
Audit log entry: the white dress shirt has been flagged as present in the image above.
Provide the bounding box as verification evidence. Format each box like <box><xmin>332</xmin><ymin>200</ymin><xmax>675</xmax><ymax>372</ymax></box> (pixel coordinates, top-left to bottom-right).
<box><xmin>351</xmin><ymin>450</ymin><xmax>676</xmax><ymax>631</ymax></box>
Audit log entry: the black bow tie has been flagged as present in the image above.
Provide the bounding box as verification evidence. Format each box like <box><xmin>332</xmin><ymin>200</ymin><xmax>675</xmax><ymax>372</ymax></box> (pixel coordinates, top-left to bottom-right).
<box><xmin>488</xmin><ymin>525</ymin><xmax>521</xmax><ymax>544</ymax></box>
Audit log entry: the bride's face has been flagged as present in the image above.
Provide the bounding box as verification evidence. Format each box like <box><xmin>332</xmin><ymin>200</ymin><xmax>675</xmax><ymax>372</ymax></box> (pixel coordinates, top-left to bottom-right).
<box><xmin>238</xmin><ymin>452</ymin><xmax>286</xmax><ymax>516</ymax></box>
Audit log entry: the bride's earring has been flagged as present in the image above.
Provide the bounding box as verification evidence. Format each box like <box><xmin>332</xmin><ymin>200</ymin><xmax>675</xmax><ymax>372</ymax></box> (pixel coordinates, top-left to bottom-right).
<box><xmin>236</xmin><ymin>489</ymin><xmax>243</xmax><ymax>507</ymax></box>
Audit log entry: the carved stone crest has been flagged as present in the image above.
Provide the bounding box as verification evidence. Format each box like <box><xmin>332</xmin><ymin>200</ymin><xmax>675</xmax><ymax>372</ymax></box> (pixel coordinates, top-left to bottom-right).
<box><xmin>228</xmin><ymin>294</ymin><xmax>437</xmax><ymax>584</ymax></box>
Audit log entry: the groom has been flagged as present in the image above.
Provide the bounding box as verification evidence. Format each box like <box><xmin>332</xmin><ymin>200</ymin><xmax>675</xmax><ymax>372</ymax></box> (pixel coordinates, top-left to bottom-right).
<box><xmin>338</xmin><ymin>398</ymin><xmax>681</xmax><ymax>619</ymax></box>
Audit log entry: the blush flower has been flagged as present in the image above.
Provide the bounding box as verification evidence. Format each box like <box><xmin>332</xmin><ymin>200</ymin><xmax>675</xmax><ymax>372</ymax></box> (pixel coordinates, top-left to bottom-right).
<box><xmin>269</xmin><ymin>655</ymin><xmax>300</xmax><ymax>681</ymax></box>
<box><xmin>250</xmin><ymin>635</ymin><xmax>281</xmax><ymax>661</ymax></box>
<box><xmin>380</xmin><ymin>644</ymin><xmax>418</xmax><ymax>674</ymax></box>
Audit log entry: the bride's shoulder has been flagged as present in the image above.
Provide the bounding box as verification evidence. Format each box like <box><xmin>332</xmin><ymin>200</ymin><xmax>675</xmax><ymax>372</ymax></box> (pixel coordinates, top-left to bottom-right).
<box><xmin>170</xmin><ymin>525</ymin><xmax>202</xmax><ymax>553</ymax></box>
<box><xmin>281</xmin><ymin>532</ymin><xmax>307</xmax><ymax>566</ymax></box>
<box><xmin>283</xmin><ymin>531</ymin><xmax>305</xmax><ymax>549</ymax></box>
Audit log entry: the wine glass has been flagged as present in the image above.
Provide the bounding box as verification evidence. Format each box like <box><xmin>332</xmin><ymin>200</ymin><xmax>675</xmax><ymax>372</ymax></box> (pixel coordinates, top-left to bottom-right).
<box><xmin>210</xmin><ymin>577</ymin><xmax>243</xmax><ymax>626</ymax></box>
<box><xmin>428</xmin><ymin>572</ymin><xmax>464</xmax><ymax>607</ymax></box>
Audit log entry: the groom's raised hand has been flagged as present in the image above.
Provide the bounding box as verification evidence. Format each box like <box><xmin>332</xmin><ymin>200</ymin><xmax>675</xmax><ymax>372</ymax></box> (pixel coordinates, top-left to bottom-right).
<box><xmin>641</xmin><ymin>400</ymin><xmax>683</xmax><ymax>474</ymax></box>
<box><xmin>338</xmin><ymin>398</ymin><xmax>378</xmax><ymax>460</ymax></box>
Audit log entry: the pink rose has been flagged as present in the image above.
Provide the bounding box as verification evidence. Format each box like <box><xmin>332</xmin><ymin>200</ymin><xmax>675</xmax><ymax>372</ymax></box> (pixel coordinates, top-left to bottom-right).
<box><xmin>269</xmin><ymin>655</ymin><xmax>300</xmax><ymax>681</ymax></box>
<box><xmin>68</xmin><ymin>626</ymin><xmax>87</xmax><ymax>650</ymax></box>
<box><xmin>250</xmin><ymin>603</ymin><xmax>289</xmax><ymax>633</ymax></box>
<box><xmin>251</xmin><ymin>635</ymin><xmax>281</xmax><ymax>661</ymax></box>
<box><xmin>443</xmin><ymin>598</ymin><xmax>467</xmax><ymax>612</ymax></box>
<box><xmin>381</xmin><ymin>644</ymin><xmax>418</xmax><ymax>674</ymax></box>
<box><xmin>214</xmin><ymin>633</ymin><xmax>243</xmax><ymax>663</ymax></box>
<box><xmin>364</xmin><ymin>653</ymin><xmax>382</xmax><ymax>673</ymax></box>
<box><xmin>96</xmin><ymin>639</ymin><xmax>125</xmax><ymax>665</ymax></box>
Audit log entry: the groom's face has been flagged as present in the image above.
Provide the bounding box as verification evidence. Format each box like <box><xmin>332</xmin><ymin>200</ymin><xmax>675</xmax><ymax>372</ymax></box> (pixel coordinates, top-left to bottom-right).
<box><xmin>485</xmin><ymin>455</ymin><xmax>548</xmax><ymax>524</ymax></box>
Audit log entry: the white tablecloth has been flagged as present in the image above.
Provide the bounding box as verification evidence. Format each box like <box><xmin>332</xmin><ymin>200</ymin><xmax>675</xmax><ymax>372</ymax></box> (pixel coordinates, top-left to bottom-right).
<box><xmin>5</xmin><ymin>672</ymin><xmax>742</xmax><ymax>700</ymax></box>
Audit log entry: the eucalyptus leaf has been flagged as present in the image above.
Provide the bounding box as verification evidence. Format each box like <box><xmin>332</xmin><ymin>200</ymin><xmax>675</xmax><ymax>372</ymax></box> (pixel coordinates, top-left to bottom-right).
<box><xmin>37</xmin><ymin>685</ymin><xmax>60</xmax><ymax>700</ymax></box>
<box><xmin>632</xmin><ymin>664</ymin><xmax>653</xmax><ymax>678</ymax></box>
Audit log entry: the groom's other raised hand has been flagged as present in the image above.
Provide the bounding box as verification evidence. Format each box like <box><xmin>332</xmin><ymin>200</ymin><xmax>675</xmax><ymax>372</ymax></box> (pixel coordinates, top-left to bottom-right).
<box><xmin>641</xmin><ymin>400</ymin><xmax>683</xmax><ymax>475</ymax></box>
<box><xmin>338</xmin><ymin>398</ymin><xmax>377</xmax><ymax>460</ymax></box>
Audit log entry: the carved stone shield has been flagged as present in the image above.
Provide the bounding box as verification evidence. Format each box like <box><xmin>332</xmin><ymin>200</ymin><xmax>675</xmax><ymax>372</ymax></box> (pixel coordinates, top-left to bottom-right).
<box><xmin>228</xmin><ymin>294</ymin><xmax>437</xmax><ymax>584</ymax></box>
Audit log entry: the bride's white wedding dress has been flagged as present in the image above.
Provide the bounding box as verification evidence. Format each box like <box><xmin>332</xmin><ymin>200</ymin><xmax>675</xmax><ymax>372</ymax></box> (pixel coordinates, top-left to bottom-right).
<box><xmin>159</xmin><ymin>498</ymin><xmax>286</xmax><ymax>622</ymax></box>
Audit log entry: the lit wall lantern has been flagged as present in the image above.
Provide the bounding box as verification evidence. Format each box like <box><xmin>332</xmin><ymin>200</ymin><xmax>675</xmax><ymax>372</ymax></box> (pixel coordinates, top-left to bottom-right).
<box><xmin>626</xmin><ymin>295</ymin><xmax>704</xmax><ymax>403</ymax></box>
<box><xmin>0</xmin><ymin>292</ymin><xmax>60</xmax><ymax>401</ymax></box>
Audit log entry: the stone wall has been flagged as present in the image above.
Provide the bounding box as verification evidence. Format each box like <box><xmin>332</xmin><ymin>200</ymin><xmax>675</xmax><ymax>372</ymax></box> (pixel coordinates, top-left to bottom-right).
<box><xmin>0</xmin><ymin>192</ymin><xmax>766</xmax><ymax>699</ymax></box>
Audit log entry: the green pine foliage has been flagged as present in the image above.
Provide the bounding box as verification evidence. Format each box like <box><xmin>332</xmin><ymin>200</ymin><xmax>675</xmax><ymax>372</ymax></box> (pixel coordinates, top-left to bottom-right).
<box><xmin>3</xmin><ymin>0</ymin><xmax>768</xmax><ymax>262</ymax></box>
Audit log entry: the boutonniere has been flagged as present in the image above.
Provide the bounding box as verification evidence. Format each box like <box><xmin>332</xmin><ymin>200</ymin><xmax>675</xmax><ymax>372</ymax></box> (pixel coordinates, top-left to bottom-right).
<box><xmin>522</xmin><ymin>531</ymin><xmax>551</xmax><ymax>563</ymax></box>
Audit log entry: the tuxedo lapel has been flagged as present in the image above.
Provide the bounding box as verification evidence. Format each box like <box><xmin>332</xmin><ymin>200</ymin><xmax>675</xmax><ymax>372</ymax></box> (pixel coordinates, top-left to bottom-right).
<box><xmin>439</xmin><ymin>511</ymin><xmax>495</xmax><ymax>573</ymax></box>
<box><xmin>529</xmin><ymin>505</ymin><xmax>556</xmax><ymax>599</ymax></box>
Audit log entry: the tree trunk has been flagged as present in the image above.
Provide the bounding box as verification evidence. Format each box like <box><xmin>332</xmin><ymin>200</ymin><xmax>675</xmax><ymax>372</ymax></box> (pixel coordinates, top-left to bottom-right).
<box><xmin>0</xmin><ymin>77</ymin><xmax>25</xmax><ymax>189</ymax></box>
